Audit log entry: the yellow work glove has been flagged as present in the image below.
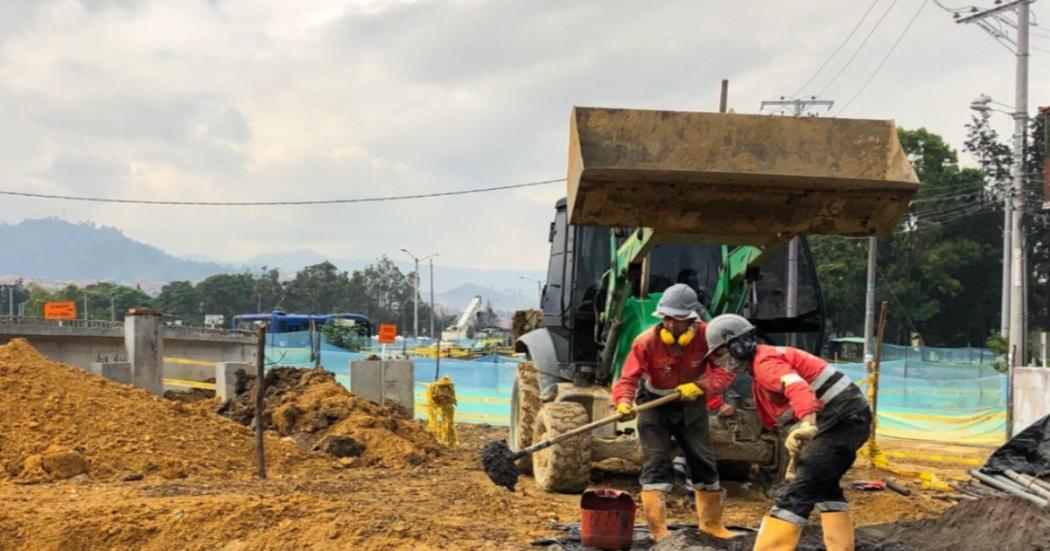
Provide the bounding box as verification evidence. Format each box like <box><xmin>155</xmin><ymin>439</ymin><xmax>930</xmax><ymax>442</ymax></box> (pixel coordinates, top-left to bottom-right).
<box><xmin>785</xmin><ymin>420</ymin><xmax>818</xmax><ymax>454</ymax></box>
<box><xmin>615</xmin><ymin>402</ymin><xmax>636</xmax><ymax>421</ymax></box>
<box><xmin>675</xmin><ymin>382</ymin><xmax>704</xmax><ymax>401</ymax></box>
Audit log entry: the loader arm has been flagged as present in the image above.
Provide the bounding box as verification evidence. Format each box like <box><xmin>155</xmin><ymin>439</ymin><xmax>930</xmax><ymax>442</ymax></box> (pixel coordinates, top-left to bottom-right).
<box><xmin>596</xmin><ymin>227</ymin><xmax>780</xmax><ymax>383</ymax></box>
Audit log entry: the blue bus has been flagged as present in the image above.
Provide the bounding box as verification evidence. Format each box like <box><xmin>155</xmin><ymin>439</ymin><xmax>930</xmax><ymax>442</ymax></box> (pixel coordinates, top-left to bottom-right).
<box><xmin>231</xmin><ymin>311</ymin><xmax>372</xmax><ymax>337</ymax></box>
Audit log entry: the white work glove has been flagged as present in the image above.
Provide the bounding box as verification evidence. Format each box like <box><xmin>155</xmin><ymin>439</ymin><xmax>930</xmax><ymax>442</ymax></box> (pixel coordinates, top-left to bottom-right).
<box><xmin>785</xmin><ymin>420</ymin><xmax>818</xmax><ymax>455</ymax></box>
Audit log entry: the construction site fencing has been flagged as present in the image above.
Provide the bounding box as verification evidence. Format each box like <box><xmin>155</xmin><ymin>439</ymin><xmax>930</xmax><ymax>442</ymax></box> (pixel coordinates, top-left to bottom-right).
<box><xmin>835</xmin><ymin>351</ymin><xmax>1007</xmax><ymax>447</ymax></box>
<box><xmin>266</xmin><ymin>331</ymin><xmax>515</xmax><ymax>426</ymax></box>
<box><xmin>266</xmin><ymin>331</ymin><xmax>1007</xmax><ymax>442</ymax></box>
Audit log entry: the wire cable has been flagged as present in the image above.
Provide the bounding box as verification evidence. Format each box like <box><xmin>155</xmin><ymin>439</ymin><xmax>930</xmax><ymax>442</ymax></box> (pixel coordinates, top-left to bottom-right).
<box><xmin>0</xmin><ymin>178</ymin><xmax>566</xmax><ymax>207</ymax></box>
<box><xmin>837</xmin><ymin>0</ymin><xmax>930</xmax><ymax>115</ymax></box>
<box><xmin>877</xmin><ymin>268</ymin><xmax>920</xmax><ymax>336</ymax></box>
<box><xmin>908</xmin><ymin>188</ymin><xmax>989</xmax><ymax>204</ymax></box>
<box><xmin>792</xmin><ymin>0</ymin><xmax>882</xmax><ymax>98</ymax></box>
<box><xmin>817</xmin><ymin>0</ymin><xmax>901</xmax><ymax>98</ymax></box>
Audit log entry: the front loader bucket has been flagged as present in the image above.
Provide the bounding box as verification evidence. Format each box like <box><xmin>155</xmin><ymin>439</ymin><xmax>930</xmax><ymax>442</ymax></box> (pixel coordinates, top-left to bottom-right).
<box><xmin>567</xmin><ymin>107</ymin><xmax>918</xmax><ymax>241</ymax></box>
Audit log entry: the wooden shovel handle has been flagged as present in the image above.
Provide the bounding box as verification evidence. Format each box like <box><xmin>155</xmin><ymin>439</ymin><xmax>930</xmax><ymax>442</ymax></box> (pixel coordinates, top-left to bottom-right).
<box><xmin>513</xmin><ymin>392</ymin><xmax>683</xmax><ymax>459</ymax></box>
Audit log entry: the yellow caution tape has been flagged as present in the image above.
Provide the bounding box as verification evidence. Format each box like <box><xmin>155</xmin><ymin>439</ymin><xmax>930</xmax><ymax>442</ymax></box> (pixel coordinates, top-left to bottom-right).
<box><xmin>882</xmin><ymin>449</ymin><xmax>986</xmax><ymax>467</ymax></box>
<box><xmin>163</xmin><ymin>357</ymin><xmax>218</xmax><ymax>368</ymax></box>
<box><xmin>413</xmin><ymin>403</ymin><xmax>508</xmax><ymax>423</ymax></box>
<box><xmin>163</xmin><ymin>378</ymin><xmax>216</xmax><ymax>390</ymax></box>
<box><xmin>880</xmin><ymin>410</ymin><xmax>1006</xmax><ymax>424</ymax></box>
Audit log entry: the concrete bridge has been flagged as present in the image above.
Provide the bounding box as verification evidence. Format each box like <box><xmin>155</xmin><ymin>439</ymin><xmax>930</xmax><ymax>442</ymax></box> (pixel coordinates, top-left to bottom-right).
<box><xmin>0</xmin><ymin>313</ymin><xmax>256</xmax><ymax>396</ymax></box>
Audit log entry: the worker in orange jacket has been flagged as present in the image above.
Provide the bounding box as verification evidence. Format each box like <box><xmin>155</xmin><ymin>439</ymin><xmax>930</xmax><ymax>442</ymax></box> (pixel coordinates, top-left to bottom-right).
<box><xmin>704</xmin><ymin>314</ymin><xmax>871</xmax><ymax>551</ymax></box>
<box><xmin>611</xmin><ymin>284</ymin><xmax>736</xmax><ymax>542</ymax></box>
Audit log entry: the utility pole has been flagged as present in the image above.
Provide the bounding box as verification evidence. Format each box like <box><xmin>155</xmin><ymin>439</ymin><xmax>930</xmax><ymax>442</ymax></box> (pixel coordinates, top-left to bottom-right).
<box><xmin>785</xmin><ymin>238</ymin><xmax>799</xmax><ymax>346</ymax></box>
<box><xmin>412</xmin><ymin>258</ymin><xmax>419</xmax><ymax>340</ymax></box>
<box><xmin>83</xmin><ymin>294</ymin><xmax>88</xmax><ymax>321</ymax></box>
<box><xmin>763</xmin><ymin>93</ymin><xmax>834</xmax><ymax>348</ymax></box>
<box><xmin>518</xmin><ymin>276</ymin><xmax>543</xmax><ymax>307</ymax></box>
<box><xmin>863</xmin><ymin>237</ymin><xmax>877</xmax><ymax>366</ymax></box>
<box><xmin>759</xmin><ymin>96</ymin><xmax>834</xmax><ymax>116</ymax></box>
<box><xmin>951</xmin><ymin>0</ymin><xmax>1032</xmax><ymax>433</ymax></box>
<box><xmin>429</xmin><ymin>257</ymin><xmax>436</xmax><ymax>339</ymax></box>
<box><xmin>400</xmin><ymin>248</ymin><xmax>438</xmax><ymax>341</ymax></box>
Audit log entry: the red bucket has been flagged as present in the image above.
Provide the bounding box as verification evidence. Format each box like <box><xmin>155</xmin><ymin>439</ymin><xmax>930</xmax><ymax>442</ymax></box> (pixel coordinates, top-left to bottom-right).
<box><xmin>580</xmin><ymin>488</ymin><xmax>637</xmax><ymax>550</ymax></box>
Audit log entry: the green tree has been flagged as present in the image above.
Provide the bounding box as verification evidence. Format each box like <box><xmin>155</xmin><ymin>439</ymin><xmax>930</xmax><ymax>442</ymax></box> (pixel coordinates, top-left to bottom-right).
<box><xmin>282</xmin><ymin>262</ymin><xmax>353</xmax><ymax>313</ymax></box>
<box><xmin>196</xmin><ymin>273</ymin><xmax>256</xmax><ymax>322</ymax></box>
<box><xmin>81</xmin><ymin>282</ymin><xmax>153</xmax><ymax>321</ymax></box>
<box><xmin>155</xmin><ymin>281</ymin><xmax>201</xmax><ymax>324</ymax></box>
<box><xmin>254</xmin><ymin>267</ymin><xmax>284</xmax><ymax>312</ymax></box>
<box><xmin>812</xmin><ymin>126</ymin><xmax>1002</xmax><ymax>345</ymax></box>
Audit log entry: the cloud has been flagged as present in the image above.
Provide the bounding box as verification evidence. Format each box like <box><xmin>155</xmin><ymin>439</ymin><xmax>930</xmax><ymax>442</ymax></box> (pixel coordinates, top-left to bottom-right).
<box><xmin>43</xmin><ymin>153</ymin><xmax>129</xmax><ymax>194</ymax></box>
<box><xmin>0</xmin><ymin>0</ymin><xmax>1046</xmax><ymax>276</ymax></box>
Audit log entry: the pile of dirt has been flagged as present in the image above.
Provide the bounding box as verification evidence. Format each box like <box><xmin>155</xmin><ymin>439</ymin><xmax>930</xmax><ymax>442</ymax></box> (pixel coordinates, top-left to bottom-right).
<box><xmin>219</xmin><ymin>367</ymin><xmax>440</xmax><ymax>468</ymax></box>
<box><xmin>891</xmin><ymin>496</ymin><xmax>1050</xmax><ymax>550</ymax></box>
<box><xmin>0</xmin><ymin>338</ymin><xmax>328</xmax><ymax>483</ymax></box>
<box><xmin>646</xmin><ymin>497</ymin><xmax>1048</xmax><ymax>551</ymax></box>
<box><xmin>511</xmin><ymin>309</ymin><xmax>542</xmax><ymax>343</ymax></box>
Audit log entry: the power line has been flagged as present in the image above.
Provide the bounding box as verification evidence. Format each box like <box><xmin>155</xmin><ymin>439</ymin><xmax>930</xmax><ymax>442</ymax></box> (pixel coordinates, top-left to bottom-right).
<box><xmin>837</xmin><ymin>0</ymin><xmax>931</xmax><ymax>115</ymax></box>
<box><xmin>909</xmin><ymin>188</ymin><xmax>989</xmax><ymax>204</ymax></box>
<box><xmin>817</xmin><ymin>0</ymin><xmax>901</xmax><ymax>97</ymax></box>
<box><xmin>0</xmin><ymin>178</ymin><xmax>565</xmax><ymax>207</ymax></box>
<box><xmin>912</xmin><ymin>202</ymin><xmax>994</xmax><ymax>224</ymax></box>
<box><xmin>792</xmin><ymin>0</ymin><xmax>883</xmax><ymax>98</ymax></box>
<box><xmin>877</xmin><ymin>268</ymin><xmax>920</xmax><ymax>335</ymax></box>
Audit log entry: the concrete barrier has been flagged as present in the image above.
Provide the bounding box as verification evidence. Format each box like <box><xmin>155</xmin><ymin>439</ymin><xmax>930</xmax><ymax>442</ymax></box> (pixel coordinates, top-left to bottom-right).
<box><xmin>1013</xmin><ymin>367</ymin><xmax>1050</xmax><ymax>433</ymax></box>
<box><xmin>88</xmin><ymin>361</ymin><xmax>131</xmax><ymax>384</ymax></box>
<box><xmin>350</xmin><ymin>359</ymin><xmax>414</xmax><ymax>416</ymax></box>
<box><xmin>216</xmin><ymin>362</ymin><xmax>251</xmax><ymax>402</ymax></box>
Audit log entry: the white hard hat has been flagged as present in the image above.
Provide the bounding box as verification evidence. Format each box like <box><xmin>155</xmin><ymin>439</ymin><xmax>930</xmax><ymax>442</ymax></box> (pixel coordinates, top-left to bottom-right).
<box><xmin>704</xmin><ymin>313</ymin><xmax>756</xmax><ymax>355</ymax></box>
<box><xmin>652</xmin><ymin>284</ymin><xmax>701</xmax><ymax>320</ymax></box>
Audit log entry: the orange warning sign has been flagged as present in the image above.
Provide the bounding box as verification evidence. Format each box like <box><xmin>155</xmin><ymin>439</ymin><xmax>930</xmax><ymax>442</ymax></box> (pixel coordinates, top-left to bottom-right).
<box><xmin>377</xmin><ymin>323</ymin><xmax>397</xmax><ymax>344</ymax></box>
<box><xmin>44</xmin><ymin>301</ymin><xmax>77</xmax><ymax>320</ymax></box>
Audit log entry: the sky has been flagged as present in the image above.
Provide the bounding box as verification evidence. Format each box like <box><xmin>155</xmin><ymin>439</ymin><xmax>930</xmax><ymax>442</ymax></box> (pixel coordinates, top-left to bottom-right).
<box><xmin>0</xmin><ymin>0</ymin><xmax>1047</xmax><ymax>272</ymax></box>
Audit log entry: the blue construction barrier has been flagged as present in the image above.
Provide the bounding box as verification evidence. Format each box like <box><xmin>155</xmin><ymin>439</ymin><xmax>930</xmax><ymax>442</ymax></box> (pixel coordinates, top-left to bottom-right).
<box><xmin>265</xmin><ymin>332</ymin><xmax>515</xmax><ymax>426</ymax></box>
<box><xmin>836</xmin><ymin>356</ymin><xmax>1007</xmax><ymax>446</ymax></box>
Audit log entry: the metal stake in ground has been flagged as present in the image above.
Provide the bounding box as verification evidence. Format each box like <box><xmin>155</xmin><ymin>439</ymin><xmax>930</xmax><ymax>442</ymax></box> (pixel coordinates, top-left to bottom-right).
<box><xmin>254</xmin><ymin>324</ymin><xmax>268</xmax><ymax>479</ymax></box>
<box><xmin>481</xmin><ymin>392</ymin><xmax>681</xmax><ymax>490</ymax></box>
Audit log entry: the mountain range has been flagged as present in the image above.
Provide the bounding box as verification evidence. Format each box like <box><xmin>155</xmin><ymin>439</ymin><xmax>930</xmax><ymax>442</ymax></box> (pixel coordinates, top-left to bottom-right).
<box><xmin>0</xmin><ymin>218</ymin><xmax>544</xmax><ymax>311</ymax></box>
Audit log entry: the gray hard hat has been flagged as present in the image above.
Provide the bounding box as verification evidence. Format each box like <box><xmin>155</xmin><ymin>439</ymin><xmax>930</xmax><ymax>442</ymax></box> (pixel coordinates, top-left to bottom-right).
<box><xmin>705</xmin><ymin>314</ymin><xmax>756</xmax><ymax>354</ymax></box>
<box><xmin>652</xmin><ymin>284</ymin><xmax>701</xmax><ymax>320</ymax></box>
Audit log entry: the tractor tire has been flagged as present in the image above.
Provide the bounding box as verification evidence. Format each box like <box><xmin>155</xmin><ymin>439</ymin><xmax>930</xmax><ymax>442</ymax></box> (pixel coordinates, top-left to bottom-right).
<box><xmin>758</xmin><ymin>434</ymin><xmax>791</xmax><ymax>497</ymax></box>
<box><xmin>509</xmin><ymin>362</ymin><xmax>542</xmax><ymax>474</ymax></box>
<box><xmin>532</xmin><ymin>401</ymin><xmax>592</xmax><ymax>493</ymax></box>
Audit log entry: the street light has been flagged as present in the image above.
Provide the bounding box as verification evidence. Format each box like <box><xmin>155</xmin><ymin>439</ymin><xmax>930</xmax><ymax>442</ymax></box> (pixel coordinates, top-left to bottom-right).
<box><xmin>400</xmin><ymin>249</ymin><xmax>439</xmax><ymax>340</ymax></box>
<box><xmin>518</xmin><ymin>276</ymin><xmax>543</xmax><ymax>307</ymax></box>
<box><xmin>970</xmin><ymin>94</ymin><xmax>1023</xmax><ymax>352</ymax></box>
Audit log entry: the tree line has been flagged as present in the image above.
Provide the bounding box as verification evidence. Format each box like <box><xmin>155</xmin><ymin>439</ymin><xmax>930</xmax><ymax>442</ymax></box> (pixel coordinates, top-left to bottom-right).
<box><xmin>811</xmin><ymin>116</ymin><xmax>1047</xmax><ymax>360</ymax></box>
<box><xmin>10</xmin><ymin>256</ymin><xmax>455</xmax><ymax>334</ymax></box>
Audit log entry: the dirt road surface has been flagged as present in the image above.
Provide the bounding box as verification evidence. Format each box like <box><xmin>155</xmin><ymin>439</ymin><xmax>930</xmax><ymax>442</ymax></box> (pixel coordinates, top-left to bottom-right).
<box><xmin>0</xmin><ymin>424</ymin><xmax>981</xmax><ymax>551</ymax></box>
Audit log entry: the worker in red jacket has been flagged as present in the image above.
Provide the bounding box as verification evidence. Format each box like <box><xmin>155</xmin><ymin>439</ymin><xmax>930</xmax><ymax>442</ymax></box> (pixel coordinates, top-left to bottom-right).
<box><xmin>703</xmin><ymin>314</ymin><xmax>871</xmax><ymax>551</ymax></box>
<box><xmin>611</xmin><ymin>284</ymin><xmax>736</xmax><ymax>542</ymax></box>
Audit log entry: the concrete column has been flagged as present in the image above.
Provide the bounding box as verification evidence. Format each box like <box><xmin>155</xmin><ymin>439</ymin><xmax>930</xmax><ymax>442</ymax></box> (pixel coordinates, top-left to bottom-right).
<box><xmin>215</xmin><ymin>362</ymin><xmax>251</xmax><ymax>402</ymax></box>
<box><xmin>125</xmin><ymin>308</ymin><xmax>163</xmax><ymax>395</ymax></box>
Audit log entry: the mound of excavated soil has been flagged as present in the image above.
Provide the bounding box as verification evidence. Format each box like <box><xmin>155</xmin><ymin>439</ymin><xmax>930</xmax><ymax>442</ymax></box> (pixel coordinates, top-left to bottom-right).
<box><xmin>0</xmin><ymin>339</ymin><xmax>328</xmax><ymax>482</ymax></box>
<box><xmin>649</xmin><ymin>496</ymin><xmax>1050</xmax><ymax>551</ymax></box>
<box><xmin>891</xmin><ymin>496</ymin><xmax>1050</xmax><ymax>550</ymax></box>
<box><xmin>219</xmin><ymin>367</ymin><xmax>440</xmax><ymax>468</ymax></box>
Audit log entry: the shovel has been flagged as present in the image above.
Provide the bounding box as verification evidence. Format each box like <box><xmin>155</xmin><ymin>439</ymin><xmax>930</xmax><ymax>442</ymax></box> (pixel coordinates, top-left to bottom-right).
<box><xmin>481</xmin><ymin>392</ymin><xmax>682</xmax><ymax>490</ymax></box>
